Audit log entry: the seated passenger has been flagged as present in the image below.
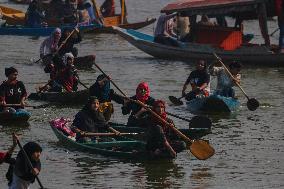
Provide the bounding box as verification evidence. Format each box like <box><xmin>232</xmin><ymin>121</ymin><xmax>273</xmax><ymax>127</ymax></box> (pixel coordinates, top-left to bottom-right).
<box><xmin>72</xmin><ymin>96</ymin><xmax>109</xmax><ymax>142</ymax></box>
<box><xmin>181</xmin><ymin>60</ymin><xmax>210</xmax><ymax>101</ymax></box>
<box><xmin>209</xmin><ymin>61</ymin><xmax>241</xmax><ymax>98</ymax></box>
<box><xmin>58</xmin><ymin>28</ymin><xmax>81</xmax><ymax>57</ymax></box>
<box><xmin>146</xmin><ymin>100</ymin><xmax>186</xmax><ymax>158</ymax></box>
<box><xmin>100</xmin><ymin>0</ymin><xmax>115</xmax><ymax>17</ymax></box>
<box><xmin>122</xmin><ymin>82</ymin><xmax>155</xmax><ymax>127</ymax></box>
<box><xmin>0</xmin><ymin>67</ymin><xmax>28</xmax><ymax>113</ymax></box>
<box><xmin>198</xmin><ymin>15</ymin><xmax>215</xmax><ymax>26</ymax></box>
<box><xmin>154</xmin><ymin>13</ymin><xmax>179</xmax><ymax>47</ymax></box>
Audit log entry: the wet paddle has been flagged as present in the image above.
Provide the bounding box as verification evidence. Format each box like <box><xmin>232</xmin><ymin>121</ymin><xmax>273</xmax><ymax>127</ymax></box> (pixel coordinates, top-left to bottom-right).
<box><xmin>213</xmin><ymin>53</ymin><xmax>259</xmax><ymax>111</ymax></box>
<box><xmin>16</xmin><ymin>139</ymin><xmax>44</xmax><ymax>189</ymax></box>
<box><xmin>5</xmin><ymin>103</ymin><xmax>50</xmax><ymax>109</ymax></box>
<box><xmin>33</xmin><ymin>27</ymin><xmax>78</xmax><ymax>64</ymax></box>
<box><xmin>168</xmin><ymin>96</ymin><xmax>184</xmax><ymax>106</ymax></box>
<box><xmin>93</xmin><ymin>63</ymin><xmax>215</xmax><ymax>160</ymax></box>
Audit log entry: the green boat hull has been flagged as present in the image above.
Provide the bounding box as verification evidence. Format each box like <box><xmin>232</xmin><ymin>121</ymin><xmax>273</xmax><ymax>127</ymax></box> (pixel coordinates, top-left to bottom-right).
<box><xmin>50</xmin><ymin>124</ymin><xmax>174</xmax><ymax>159</ymax></box>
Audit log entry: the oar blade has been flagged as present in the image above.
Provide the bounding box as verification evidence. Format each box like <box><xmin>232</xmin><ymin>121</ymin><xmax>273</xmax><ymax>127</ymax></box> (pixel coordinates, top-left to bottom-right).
<box><xmin>247</xmin><ymin>98</ymin><xmax>259</xmax><ymax>111</ymax></box>
<box><xmin>188</xmin><ymin>116</ymin><xmax>212</xmax><ymax>129</ymax></box>
<box><xmin>189</xmin><ymin>140</ymin><xmax>215</xmax><ymax>160</ymax></box>
<box><xmin>169</xmin><ymin>96</ymin><xmax>183</xmax><ymax>106</ymax></box>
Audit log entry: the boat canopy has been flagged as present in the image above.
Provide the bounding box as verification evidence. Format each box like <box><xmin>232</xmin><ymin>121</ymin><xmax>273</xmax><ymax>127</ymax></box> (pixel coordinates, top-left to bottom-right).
<box><xmin>161</xmin><ymin>0</ymin><xmax>274</xmax><ymax>17</ymax></box>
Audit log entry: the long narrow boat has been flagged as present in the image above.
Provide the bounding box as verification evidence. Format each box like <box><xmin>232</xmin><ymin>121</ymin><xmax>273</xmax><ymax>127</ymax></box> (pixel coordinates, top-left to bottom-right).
<box><xmin>50</xmin><ymin>122</ymin><xmax>174</xmax><ymax>159</ymax></box>
<box><xmin>0</xmin><ymin>5</ymin><xmax>25</xmax><ymax>25</ymax></box>
<box><xmin>186</xmin><ymin>95</ymin><xmax>240</xmax><ymax>113</ymax></box>
<box><xmin>113</xmin><ymin>0</ymin><xmax>284</xmax><ymax>66</ymax></box>
<box><xmin>0</xmin><ymin>110</ymin><xmax>31</xmax><ymax>123</ymax></box>
<box><xmin>28</xmin><ymin>89</ymin><xmax>89</xmax><ymax>104</ymax></box>
<box><xmin>0</xmin><ymin>24</ymin><xmax>98</xmax><ymax>36</ymax></box>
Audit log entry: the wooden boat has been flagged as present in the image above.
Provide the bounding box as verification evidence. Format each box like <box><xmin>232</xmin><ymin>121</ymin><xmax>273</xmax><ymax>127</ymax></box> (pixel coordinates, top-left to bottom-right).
<box><xmin>109</xmin><ymin>122</ymin><xmax>211</xmax><ymax>140</ymax></box>
<box><xmin>0</xmin><ymin>23</ymin><xmax>98</xmax><ymax>36</ymax></box>
<box><xmin>0</xmin><ymin>110</ymin><xmax>31</xmax><ymax>123</ymax></box>
<box><xmin>113</xmin><ymin>0</ymin><xmax>284</xmax><ymax>66</ymax></box>
<box><xmin>28</xmin><ymin>89</ymin><xmax>89</xmax><ymax>104</ymax></box>
<box><xmin>186</xmin><ymin>95</ymin><xmax>240</xmax><ymax>113</ymax></box>
<box><xmin>0</xmin><ymin>5</ymin><xmax>25</xmax><ymax>25</ymax></box>
<box><xmin>50</xmin><ymin>122</ymin><xmax>174</xmax><ymax>159</ymax></box>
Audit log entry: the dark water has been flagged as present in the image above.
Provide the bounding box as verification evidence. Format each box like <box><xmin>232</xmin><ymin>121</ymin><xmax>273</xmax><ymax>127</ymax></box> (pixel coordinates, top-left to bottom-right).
<box><xmin>1</xmin><ymin>0</ymin><xmax>284</xmax><ymax>188</ymax></box>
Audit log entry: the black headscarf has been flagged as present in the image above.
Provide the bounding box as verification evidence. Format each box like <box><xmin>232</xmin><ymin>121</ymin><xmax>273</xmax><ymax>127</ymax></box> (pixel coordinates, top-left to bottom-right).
<box><xmin>14</xmin><ymin>142</ymin><xmax>42</xmax><ymax>182</ymax></box>
<box><xmin>5</xmin><ymin>67</ymin><xmax>18</xmax><ymax>77</ymax></box>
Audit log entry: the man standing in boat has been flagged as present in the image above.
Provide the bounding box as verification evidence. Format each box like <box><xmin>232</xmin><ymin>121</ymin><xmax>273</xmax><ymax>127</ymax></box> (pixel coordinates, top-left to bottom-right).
<box><xmin>0</xmin><ymin>67</ymin><xmax>28</xmax><ymax>113</ymax></box>
<box><xmin>181</xmin><ymin>60</ymin><xmax>210</xmax><ymax>101</ymax></box>
<box><xmin>209</xmin><ymin>61</ymin><xmax>241</xmax><ymax>98</ymax></box>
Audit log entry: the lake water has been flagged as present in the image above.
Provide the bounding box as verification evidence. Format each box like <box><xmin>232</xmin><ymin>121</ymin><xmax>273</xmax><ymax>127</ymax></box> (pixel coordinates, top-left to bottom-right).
<box><xmin>0</xmin><ymin>0</ymin><xmax>284</xmax><ymax>188</ymax></box>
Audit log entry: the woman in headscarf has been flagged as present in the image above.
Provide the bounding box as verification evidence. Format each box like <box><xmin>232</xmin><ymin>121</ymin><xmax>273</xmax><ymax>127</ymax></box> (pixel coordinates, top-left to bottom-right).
<box><xmin>122</xmin><ymin>82</ymin><xmax>155</xmax><ymax>127</ymax></box>
<box><xmin>39</xmin><ymin>28</ymin><xmax>62</xmax><ymax>65</ymax></box>
<box><xmin>72</xmin><ymin>96</ymin><xmax>110</xmax><ymax>142</ymax></box>
<box><xmin>0</xmin><ymin>67</ymin><xmax>27</xmax><ymax>113</ymax></box>
<box><xmin>9</xmin><ymin>142</ymin><xmax>42</xmax><ymax>189</ymax></box>
<box><xmin>145</xmin><ymin>100</ymin><xmax>185</xmax><ymax>158</ymax></box>
<box><xmin>48</xmin><ymin>53</ymin><xmax>78</xmax><ymax>92</ymax></box>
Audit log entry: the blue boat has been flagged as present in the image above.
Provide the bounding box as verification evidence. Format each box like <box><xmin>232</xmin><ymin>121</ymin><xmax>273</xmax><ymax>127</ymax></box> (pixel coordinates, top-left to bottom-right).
<box><xmin>0</xmin><ymin>109</ymin><xmax>31</xmax><ymax>123</ymax></box>
<box><xmin>0</xmin><ymin>24</ymin><xmax>99</xmax><ymax>36</ymax></box>
<box><xmin>186</xmin><ymin>95</ymin><xmax>240</xmax><ymax>113</ymax></box>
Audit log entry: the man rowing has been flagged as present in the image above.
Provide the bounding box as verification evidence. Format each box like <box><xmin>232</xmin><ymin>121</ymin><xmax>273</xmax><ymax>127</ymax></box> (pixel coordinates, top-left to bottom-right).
<box><xmin>0</xmin><ymin>67</ymin><xmax>28</xmax><ymax>113</ymax></box>
<box><xmin>209</xmin><ymin>61</ymin><xmax>242</xmax><ymax>98</ymax></box>
<box><xmin>181</xmin><ymin>60</ymin><xmax>210</xmax><ymax>101</ymax></box>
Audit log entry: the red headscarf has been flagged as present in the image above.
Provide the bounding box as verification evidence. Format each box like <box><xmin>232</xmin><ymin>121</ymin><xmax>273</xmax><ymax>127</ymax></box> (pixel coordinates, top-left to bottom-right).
<box><xmin>136</xmin><ymin>82</ymin><xmax>150</xmax><ymax>103</ymax></box>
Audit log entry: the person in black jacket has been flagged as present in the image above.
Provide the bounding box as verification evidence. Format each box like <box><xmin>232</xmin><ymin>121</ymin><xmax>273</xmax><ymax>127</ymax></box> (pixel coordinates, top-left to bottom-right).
<box><xmin>72</xmin><ymin>96</ymin><xmax>113</xmax><ymax>142</ymax></box>
<box><xmin>58</xmin><ymin>28</ymin><xmax>82</xmax><ymax>57</ymax></box>
<box><xmin>122</xmin><ymin>82</ymin><xmax>155</xmax><ymax>127</ymax></box>
<box><xmin>9</xmin><ymin>142</ymin><xmax>42</xmax><ymax>189</ymax></box>
<box><xmin>0</xmin><ymin>67</ymin><xmax>27</xmax><ymax>113</ymax></box>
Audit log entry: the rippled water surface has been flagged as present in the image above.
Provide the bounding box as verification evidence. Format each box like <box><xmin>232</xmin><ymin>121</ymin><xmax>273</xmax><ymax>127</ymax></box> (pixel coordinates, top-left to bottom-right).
<box><xmin>0</xmin><ymin>0</ymin><xmax>284</xmax><ymax>188</ymax></box>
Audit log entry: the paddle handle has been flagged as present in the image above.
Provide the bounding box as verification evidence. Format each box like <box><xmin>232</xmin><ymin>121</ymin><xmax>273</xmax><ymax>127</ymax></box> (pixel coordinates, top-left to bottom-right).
<box><xmin>16</xmin><ymin>140</ymin><xmax>44</xmax><ymax>189</ymax></box>
<box><xmin>213</xmin><ymin>53</ymin><xmax>250</xmax><ymax>100</ymax></box>
<box><xmin>81</xmin><ymin>132</ymin><xmax>138</xmax><ymax>137</ymax></box>
<box><xmin>5</xmin><ymin>104</ymin><xmax>33</xmax><ymax>108</ymax></box>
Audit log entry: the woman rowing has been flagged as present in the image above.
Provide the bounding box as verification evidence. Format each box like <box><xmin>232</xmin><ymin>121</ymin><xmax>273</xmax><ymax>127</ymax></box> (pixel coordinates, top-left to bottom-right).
<box><xmin>145</xmin><ymin>100</ymin><xmax>186</xmax><ymax>158</ymax></box>
<box><xmin>122</xmin><ymin>82</ymin><xmax>155</xmax><ymax>127</ymax></box>
<box><xmin>209</xmin><ymin>61</ymin><xmax>241</xmax><ymax>98</ymax></box>
<box><xmin>72</xmin><ymin>96</ymin><xmax>116</xmax><ymax>142</ymax></box>
<box><xmin>0</xmin><ymin>67</ymin><xmax>28</xmax><ymax>113</ymax></box>
<box><xmin>181</xmin><ymin>60</ymin><xmax>210</xmax><ymax>101</ymax></box>
<box><xmin>9</xmin><ymin>142</ymin><xmax>42</xmax><ymax>189</ymax></box>
<box><xmin>89</xmin><ymin>74</ymin><xmax>124</xmax><ymax>121</ymax></box>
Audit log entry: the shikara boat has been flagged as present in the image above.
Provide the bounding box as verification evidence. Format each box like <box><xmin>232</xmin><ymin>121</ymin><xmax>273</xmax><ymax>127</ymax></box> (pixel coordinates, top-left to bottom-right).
<box><xmin>0</xmin><ymin>5</ymin><xmax>25</xmax><ymax>25</ymax></box>
<box><xmin>28</xmin><ymin>89</ymin><xmax>89</xmax><ymax>104</ymax></box>
<box><xmin>50</xmin><ymin>122</ymin><xmax>174</xmax><ymax>159</ymax></box>
<box><xmin>0</xmin><ymin>23</ymin><xmax>98</xmax><ymax>36</ymax></box>
<box><xmin>186</xmin><ymin>95</ymin><xmax>240</xmax><ymax>113</ymax></box>
<box><xmin>114</xmin><ymin>0</ymin><xmax>284</xmax><ymax>66</ymax></box>
<box><xmin>0</xmin><ymin>110</ymin><xmax>31</xmax><ymax>124</ymax></box>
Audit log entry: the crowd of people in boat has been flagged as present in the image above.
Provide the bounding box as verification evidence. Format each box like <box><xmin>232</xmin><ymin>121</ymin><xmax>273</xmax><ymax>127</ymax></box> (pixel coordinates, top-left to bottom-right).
<box><xmin>24</xmin><ymin>0</ymin><xmax>116</xmax><ymax>27</ymax></box>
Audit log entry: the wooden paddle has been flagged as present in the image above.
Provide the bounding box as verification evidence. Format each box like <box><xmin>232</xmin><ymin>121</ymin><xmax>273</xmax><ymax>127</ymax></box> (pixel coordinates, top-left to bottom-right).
<box><xmin>93</xmin><ymin>63</ymin><xmax>215</xmax><ymax>160</ymax></box>
<box><xmin>16</xmin><ymin>139</ymin><xmax>44</xmax><ymax>189</ymax></box>
<box><xmin>213</xmin><ymin>53</ymin><xmax>259</xmax><ymax>111</ymax></box>
<box><xmin>5</xmin><ymin>103</ymin><xmax>50</xmax><ymax>109</ymax></box>
<box><xmin>79</xmin><ymin>131</ymin><xmax>139</xmax><ymax>137</ymax></box>
<box><xmin>34</xmin><ymin>27</ymin><xmax>78</xmax><ymax>64</ymax></box>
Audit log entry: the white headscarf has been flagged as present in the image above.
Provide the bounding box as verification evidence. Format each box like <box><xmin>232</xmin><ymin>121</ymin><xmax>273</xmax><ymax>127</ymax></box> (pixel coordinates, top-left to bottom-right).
<box><xmin>62</xmin><ymin>53</ymin><xmax>74</xmax><ymax>66</ymax></box>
